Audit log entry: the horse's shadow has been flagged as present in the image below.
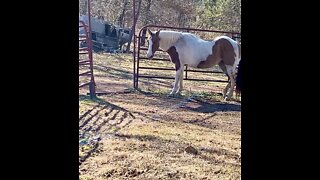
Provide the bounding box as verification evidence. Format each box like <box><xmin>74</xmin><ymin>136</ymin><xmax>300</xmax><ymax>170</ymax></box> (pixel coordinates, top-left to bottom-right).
<box><xmin>136</xmin><ymin>89</ymin><xmax>241</xmax><ymax>113</ymax></box>
<box><xmin>180</xmin><ymin>98</ymin><xmax>241</xmax><ymax>113</ymax></box>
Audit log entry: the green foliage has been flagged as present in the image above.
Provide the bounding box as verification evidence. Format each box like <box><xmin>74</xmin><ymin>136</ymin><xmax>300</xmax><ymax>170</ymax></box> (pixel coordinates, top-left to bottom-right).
<box><xmin>195</xmin><ymin>0</ymin><xmax>240</xmax><ymax>32</ymax></box>
<box><xmin>79</xmin><ymin>0</ymin><xmax>240</xmax><ymax>32</ymax></box>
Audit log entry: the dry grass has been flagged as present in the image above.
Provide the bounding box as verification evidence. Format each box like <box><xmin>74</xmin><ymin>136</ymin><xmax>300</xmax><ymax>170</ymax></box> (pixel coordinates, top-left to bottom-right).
<box><xmin>79</xmin><ymin>52</ymin><xmax>241</xmax><ymax>179</ymax></box>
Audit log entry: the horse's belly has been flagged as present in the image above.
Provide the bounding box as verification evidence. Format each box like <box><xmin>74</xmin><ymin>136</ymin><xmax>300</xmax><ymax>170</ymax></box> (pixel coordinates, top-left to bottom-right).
<box><xmin>181</xmin><ymin>54</ymin><xmax>209</xmax><ymax>68</ymax></box>
<box><xmin>185</xmin><ymin>59</ymin><xmax>202</xmax><ymax>67</ymax></box>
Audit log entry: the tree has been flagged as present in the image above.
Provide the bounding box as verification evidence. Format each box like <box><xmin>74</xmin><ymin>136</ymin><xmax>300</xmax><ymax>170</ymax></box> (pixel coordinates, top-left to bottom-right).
<box><xmin>125</xmin><ymin>0</ymin><xmax>142</xmax><ymax>53</ymax></box>
<box><xmin>195</xmin><ymin>0</ymin><xmax>240</xmax><ymax>32</ymax></box>
<box><xmin>117</xmin><ymin>0</ymin><xmax>129</xmax><ymax>27</ymax></box>
<box><xmin>80</xmin><ymin>0</ymin><xmax>240</xmax><ymax>52</ymax></box>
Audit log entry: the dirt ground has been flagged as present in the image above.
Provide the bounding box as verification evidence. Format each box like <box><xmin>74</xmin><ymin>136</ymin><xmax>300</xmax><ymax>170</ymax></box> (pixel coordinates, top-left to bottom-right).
<box><xmin>79</xmin><ymin>53</ymin><xmax>241</xmax><ymax>180</ymax></box>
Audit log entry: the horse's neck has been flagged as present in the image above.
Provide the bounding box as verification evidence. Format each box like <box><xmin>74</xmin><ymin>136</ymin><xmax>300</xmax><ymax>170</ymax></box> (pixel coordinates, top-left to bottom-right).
<box><xmin>159</xmin><ymin>31</ymin><xmax>183</xmax><ymax>51</ymax></box>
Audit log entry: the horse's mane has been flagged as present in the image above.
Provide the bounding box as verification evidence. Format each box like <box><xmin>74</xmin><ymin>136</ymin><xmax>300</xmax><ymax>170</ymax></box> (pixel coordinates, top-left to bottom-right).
<box><xmin>158</xmin><ymin>30</ymin><xmax>186</xmax><ymax>50</ymax></box>
<box><xmin>159</xmin><ymin>30</ymin><xmax>183</xmax><ymax>40</ymax></box>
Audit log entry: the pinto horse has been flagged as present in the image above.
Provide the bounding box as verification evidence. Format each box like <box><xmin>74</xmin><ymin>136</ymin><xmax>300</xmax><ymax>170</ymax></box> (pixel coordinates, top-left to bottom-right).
<box><xmin>146</xmin><ymin>29</ymin><xmax>241</xmax><ymax>100</ymax></box>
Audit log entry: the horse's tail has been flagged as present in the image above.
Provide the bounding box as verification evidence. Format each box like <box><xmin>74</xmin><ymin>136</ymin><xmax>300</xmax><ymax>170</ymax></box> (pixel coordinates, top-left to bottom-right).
<box><xmin>235</xmin><ymin>59</ymin><xmax>242</xmax><ymax>96</ymax></box>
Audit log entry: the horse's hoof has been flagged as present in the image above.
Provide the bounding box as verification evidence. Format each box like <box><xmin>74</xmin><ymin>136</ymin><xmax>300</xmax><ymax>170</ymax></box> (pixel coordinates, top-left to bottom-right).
<box><xmin>224</xmin><ymin>97</ymin><xmax>230</xmax><ymax>101</ymax></box>
<box><xmin>175</xmin><ymin>91</ymin><xmax>182</xmax><ymax>95</ymax></box>
<box><xmin>167</xmin><ymin>93</ymin><xmax>175</xmax><ymax>98</ymax></box>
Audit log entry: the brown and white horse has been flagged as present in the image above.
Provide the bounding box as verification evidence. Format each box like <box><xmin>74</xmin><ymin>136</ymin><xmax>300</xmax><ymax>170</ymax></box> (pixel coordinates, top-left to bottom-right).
<box><xmin>146</xmin><ymin>29</ymin><xmax>241</xmax><ymax>100</ymax></box>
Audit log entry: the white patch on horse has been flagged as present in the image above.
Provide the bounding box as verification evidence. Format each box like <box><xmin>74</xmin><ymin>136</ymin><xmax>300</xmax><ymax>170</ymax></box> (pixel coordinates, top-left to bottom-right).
<box><xmin>177</xmin><ymin>37</ymin><xmax>214</xmax><ymax>67</ymax></box>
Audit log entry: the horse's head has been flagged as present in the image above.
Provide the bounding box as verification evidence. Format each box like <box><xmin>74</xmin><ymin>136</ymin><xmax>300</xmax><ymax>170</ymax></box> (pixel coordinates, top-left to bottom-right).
<box><xmin>147</xmin><ymin>29</ymin><xmax>160</xmax><ymax>59</ymax></box>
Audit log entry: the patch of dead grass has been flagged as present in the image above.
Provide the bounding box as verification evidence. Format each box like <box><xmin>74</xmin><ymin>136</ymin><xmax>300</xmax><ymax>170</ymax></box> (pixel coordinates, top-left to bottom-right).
<box><xmin>79</xmin><ymin>53</ymin><xmax>241</xmax><ymax>179</ymax></box>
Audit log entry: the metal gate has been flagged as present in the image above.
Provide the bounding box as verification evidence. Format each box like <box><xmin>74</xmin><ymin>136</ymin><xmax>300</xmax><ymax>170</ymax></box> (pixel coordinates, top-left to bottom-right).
<box><xmin>133</xmin><ymin>24</ymin><xmax>241</xmax><ymax>89</ymax></box>
<box><xmin>79</xmin><ymin>0</ymin><xmax>96</xmax><ymax>98</ymax></box>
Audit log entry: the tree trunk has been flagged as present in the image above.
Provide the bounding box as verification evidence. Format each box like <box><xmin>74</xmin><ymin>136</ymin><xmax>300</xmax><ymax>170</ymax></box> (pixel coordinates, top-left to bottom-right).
<box><xmin>144</xmin><ymin>0</ymin><xmax>152</xmax><ymax>24</ymax></box>
<box><xmin>141</xmin><ymin>0</ymin><xmax>152</xmax><ymax>46</ymax></box>
<box><xmin>80</xmin><ymin>0</ymin><xmax>87</xmax><ymax>15</ymax></box>
<box><xmin>126</xmin><ymin>0</ymin><xmax>142</xmax><ymax>53</ymax></box>
<box><xmin>117</xmin><ymin>0</ymin><xmax>128</xmax><ymax>27</ymax></box>
<box><xmin>178</xmin><ymin>13</ymin><xmax>187</xmax><ymax>28</ymax></box>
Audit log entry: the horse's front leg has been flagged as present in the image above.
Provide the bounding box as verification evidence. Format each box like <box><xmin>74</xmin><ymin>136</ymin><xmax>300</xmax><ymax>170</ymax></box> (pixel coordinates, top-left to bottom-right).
<box><xmin>169</xmin><ymin>68</ymin><xmax>183</xmax><ymax>96</ymax></box>
<box><xmin>176</xmin><ymin>67</ymin><xmax>184</xmax><ymax>94</ymax></box>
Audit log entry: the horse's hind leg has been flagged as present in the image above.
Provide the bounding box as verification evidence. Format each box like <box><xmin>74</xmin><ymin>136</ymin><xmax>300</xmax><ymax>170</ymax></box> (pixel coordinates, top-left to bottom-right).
<box><xmin>219</xmin><ymin>62</ymin><xmax>230</xmax><ymax>98</ymax></box>
<box><xmin>223</xmin><ymin>81</ymin><xmax>231</xmax><ymax>98</ymax></box>
<box><xmin>225</xmin><ymin>65</ymin><xmax>236</xmax><ymax>101</ymax></box>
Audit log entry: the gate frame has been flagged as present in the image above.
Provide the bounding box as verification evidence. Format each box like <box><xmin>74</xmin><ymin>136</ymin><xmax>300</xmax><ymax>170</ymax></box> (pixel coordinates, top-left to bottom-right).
<box><xmin>133</xmin><ymin>24</ymin><xmax>241</xmax><ymax>89</ymax></box>
<box><xmin>79</xmin><ymin>0</ymin><xmax>96</xmax><ymax>98</ymax></box>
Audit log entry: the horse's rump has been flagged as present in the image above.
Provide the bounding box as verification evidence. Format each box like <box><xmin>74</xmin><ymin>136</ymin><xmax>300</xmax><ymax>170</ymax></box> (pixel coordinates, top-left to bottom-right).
<box><xmin>197</xmin><ymin>38</ymin><xmax>237</xmax><ymax>69</ymax></box>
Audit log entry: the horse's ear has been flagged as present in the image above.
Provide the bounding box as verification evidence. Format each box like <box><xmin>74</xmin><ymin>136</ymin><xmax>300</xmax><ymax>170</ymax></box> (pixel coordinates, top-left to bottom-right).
<box><xmin>147</xmin><ymin>29</ymin><xmax>153</xmax><ymax>35</ymax></box>
<box><xmin>156</xmin><ymin>30</ymin><xmax>160</xmax><ymax>36</ymax></box>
